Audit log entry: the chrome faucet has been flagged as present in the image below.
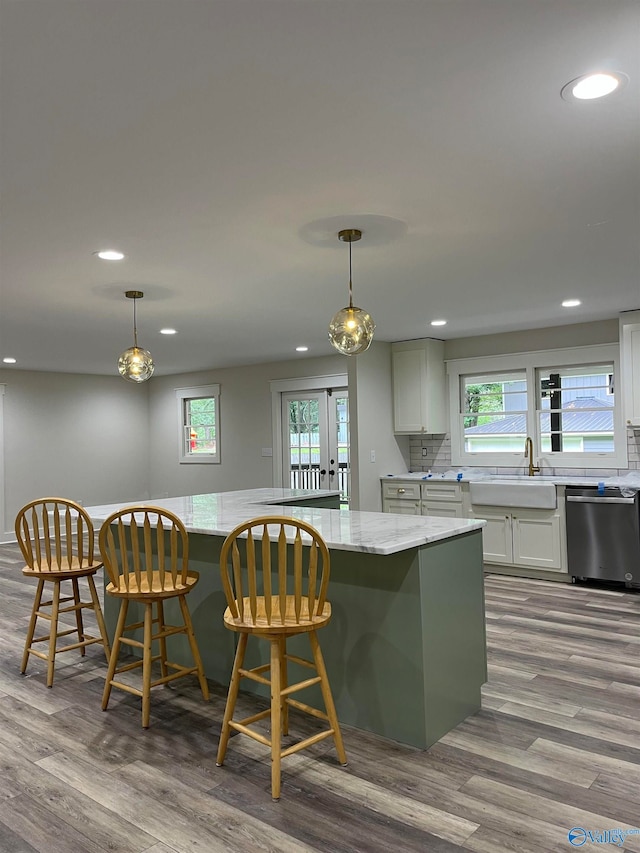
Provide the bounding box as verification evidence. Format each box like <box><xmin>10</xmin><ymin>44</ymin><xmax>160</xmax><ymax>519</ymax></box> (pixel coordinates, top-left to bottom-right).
<box><xmin>524</xmin><ymin>437</ymin><xmax>540</xmax><ymax>476</ymax></box>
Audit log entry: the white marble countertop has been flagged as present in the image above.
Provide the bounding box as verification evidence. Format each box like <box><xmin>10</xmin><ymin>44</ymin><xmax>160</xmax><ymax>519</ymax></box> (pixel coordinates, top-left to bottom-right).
<box><xmin>382</xmin><ymin>473</ymin><xmax>639</xmax><ymax>487</ymax></box>
<box><xmin>84</xmin><ymin>487</ymin><xmax>485</xmax><ymax>556</ymax></box>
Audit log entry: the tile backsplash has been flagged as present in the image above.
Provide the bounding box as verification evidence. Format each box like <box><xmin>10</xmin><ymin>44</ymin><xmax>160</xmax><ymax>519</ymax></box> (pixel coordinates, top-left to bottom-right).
<box><xmin>409</xmin><ymin>430</ymin><xmax>640</xmax><ymax>477</ymax></box>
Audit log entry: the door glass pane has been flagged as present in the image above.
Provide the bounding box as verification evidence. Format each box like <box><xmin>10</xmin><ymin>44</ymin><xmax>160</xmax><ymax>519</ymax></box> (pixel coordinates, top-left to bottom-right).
<box><xmin>334</xmin><ymin>394</ymin><xmax>350</xmax><ymax>504</ymax></box>
<box><xmin>288</xmin><ymin>398</ymin><xmax>321</xmax><ymax>490</ymax></box>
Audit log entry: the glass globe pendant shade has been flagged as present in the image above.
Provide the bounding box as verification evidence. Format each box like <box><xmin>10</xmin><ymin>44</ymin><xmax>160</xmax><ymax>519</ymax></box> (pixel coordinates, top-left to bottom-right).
<box><xmin>328</xmin><ymin>306</ymin><xmax>376</xmax><ymax>355</ymax></box>
<box><xmin>118</xmin><ymin>346</ymin><xmax>155</xmax><ymax>383</ymax></box>
<box><xmin>328</xmin><ymin>228</ymin><xmax>375</xmax><ymax>356</ymax></box>
<box><xmin>118</xmin><ymin>290</ymin><xmax>154</xmax><ymax>382</ymax></box>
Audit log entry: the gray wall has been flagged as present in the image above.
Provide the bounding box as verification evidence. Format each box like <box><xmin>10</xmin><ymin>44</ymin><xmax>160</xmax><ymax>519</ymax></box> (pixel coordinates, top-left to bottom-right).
<box><xmin>444</xmin><ymin>319</ymin><xmax>618</xmax><ymax>360</ymax></box>
<box><xmin>0</xmin><ymin>369</ymin><xmax>149</xmax><ymax>539</ymax></box>
<box><xmin>146</xmin><ymin>354</ymin><xmax>348</xmax><ymax>499</ymax></box>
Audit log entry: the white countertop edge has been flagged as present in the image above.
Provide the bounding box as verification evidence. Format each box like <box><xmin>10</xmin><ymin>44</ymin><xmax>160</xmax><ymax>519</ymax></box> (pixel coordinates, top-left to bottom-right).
<box><xmin>382</xmin><ymin>473</ymin><xmax>638</xmax><ymax>487</ymax></box>
<box><xmin>84</xmin><ymin>488</ymin><xmax>485</xmax><ymax>556</ymax></box>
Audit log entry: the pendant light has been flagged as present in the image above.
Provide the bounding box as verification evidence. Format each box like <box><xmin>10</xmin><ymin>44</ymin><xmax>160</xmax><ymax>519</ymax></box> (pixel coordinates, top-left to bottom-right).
<box><xmin>118</xmin><ymin>291</ymin><xmax>155</xmax><ymax>383</ymax></box>
<box><xmin>328</xmin><ymin>229</ymin><xmax>375</xmax><ymax>355</ymax></box>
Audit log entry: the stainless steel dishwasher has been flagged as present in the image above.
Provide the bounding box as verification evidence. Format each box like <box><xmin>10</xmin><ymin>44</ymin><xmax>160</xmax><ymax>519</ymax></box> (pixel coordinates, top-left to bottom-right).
<box><xmin>565</xmin><ymin>486</ymin><xmax>640</xmax><ymax>584</ymax></box>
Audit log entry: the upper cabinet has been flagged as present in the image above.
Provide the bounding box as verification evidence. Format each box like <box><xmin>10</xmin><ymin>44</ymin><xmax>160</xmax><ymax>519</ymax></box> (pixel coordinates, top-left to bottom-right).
<box><xmin>620</xmin><ymin>311</ymin><xmax>640</xmax><ymax>428</ymax></box>
<box><xmin>391</xmin><ymin>339</ymin><xmax>447</xmax><ymax>434</ymax></box>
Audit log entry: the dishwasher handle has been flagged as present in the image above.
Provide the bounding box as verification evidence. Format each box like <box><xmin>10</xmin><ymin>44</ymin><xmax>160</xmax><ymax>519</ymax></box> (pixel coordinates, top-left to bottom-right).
<box><xmin>566</xmin><ymin>495</ymin><xmax>637</xmax><ymax>505</ymax></box>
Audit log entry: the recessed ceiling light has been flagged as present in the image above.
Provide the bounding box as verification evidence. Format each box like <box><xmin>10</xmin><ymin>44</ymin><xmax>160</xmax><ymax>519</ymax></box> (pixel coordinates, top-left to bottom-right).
<box><xmin>562</xmin><ymin>299</ymin><xmax>581</xmax><ymax>308</ymax></box>
<box><xmin>295</xmin><ymin>346</ymin><xmax>309</xmax><ymax>352</ymax></box>
<box><xmin>160</xmin><ymin>328</ymin><xmax>177</xmax><ymax>335</ymax></box>
<box><xmin>2</xmin><ymin>357</ymin><xmax>17</xmax><ymax>364</ymax></box>
<box><xmin>94</xmin><ymin>250</ymin><xmax>125</xmax><ymax>261</ymax></box>
<box><xmin>561</xmin><ymin>72</ymin><xmax>628</xmax><ymax>102</ymax></box>
<box><xmin>430</xmin><ymin>319</ymin><xmax>447</xmax><ymax>327</ymax></box>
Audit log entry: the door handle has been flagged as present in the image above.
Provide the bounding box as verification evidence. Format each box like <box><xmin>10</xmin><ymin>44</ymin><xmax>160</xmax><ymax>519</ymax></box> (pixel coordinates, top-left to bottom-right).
<box><xmin>329</xmin><ymin>470</ymin><xmax>335</xmax><ymax>476</ymax></box>
<box><xmin>320</xmin><ymin>469</ymin><xmax>327</xmax><ymax>476</ymax></box>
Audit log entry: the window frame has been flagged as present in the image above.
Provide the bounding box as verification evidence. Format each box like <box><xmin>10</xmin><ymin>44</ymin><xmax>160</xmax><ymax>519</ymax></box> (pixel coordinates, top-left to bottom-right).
<box><xmin>175</xmin><ymin>384</ymin><xmax>221</xmax><ymax>464</ymax></box>
<box><xmin>447</xmin><ymin>344</ymin><xmax>627</xmax><ymax>470</ymax></box>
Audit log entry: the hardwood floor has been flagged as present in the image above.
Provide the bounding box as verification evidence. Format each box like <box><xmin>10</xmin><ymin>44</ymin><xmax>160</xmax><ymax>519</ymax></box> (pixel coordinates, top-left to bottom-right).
<box><xmin>1</xmin><ymin>540</ymin><xmax>639</xmax><ymax>852</ymax></box>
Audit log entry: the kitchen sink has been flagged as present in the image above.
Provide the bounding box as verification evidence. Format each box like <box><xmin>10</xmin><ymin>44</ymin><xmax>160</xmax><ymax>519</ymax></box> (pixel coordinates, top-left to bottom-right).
<box><xmin>469</xmin><ymin>479</ymin><xmax>557</xmax><ymax>509</ymax></box>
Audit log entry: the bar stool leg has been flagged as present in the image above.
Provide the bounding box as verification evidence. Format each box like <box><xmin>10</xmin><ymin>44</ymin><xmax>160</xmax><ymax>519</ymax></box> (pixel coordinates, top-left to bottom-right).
<box><xmin>71</xmin><ymin>578</ymin><xmax>86</xmax><ymax>656</ymax></box>
<box><xmin>270</xmin><ymin>637</ymin><xmax>282</xmax><ymax>801</ymax></box>
<box><xmin>216</xmin><ymin>632</ymin><xmax>248</xmax><ymax>766</ymax></box>
<box><xmin>21</xmin><ymin>578</ymin><xmax>44</xmax><ymax>674</ymax></box>
<box><xmin>279</xmin><ymin>636</ymin><xmax>289</xmax><ymax>735</ymax></box>
<box><xmin>309</xmin><ymin>631</ymin><xmax>347</xmax><ymax>765</ymax></box>
<box><xmin>156</xmin><ymin>600</ymin><xmax>168</xmax><ymax>680</ymax></box>
<box><xmin>46</xmin><ymin>582</ymin><xmax>62</xmax><ymax>688</ymax></box>
<box><xmin>142</xmin><ymin>602</ymin><xmax>153</xmax><ymax>729</ymax></box>
<box><xmin>178</xmin><ymin>596</ymin><xmax>209</xmax><ymax>700</ymax></box>
<box><xmin>87</xmin><ymin>574</ymin><xmax>111</xmax><ymax>660</ymax></box>
<box><xmin>102</xmin><ymin>598</ymin><xmax>128</xmax><ymax>711</ymax></box>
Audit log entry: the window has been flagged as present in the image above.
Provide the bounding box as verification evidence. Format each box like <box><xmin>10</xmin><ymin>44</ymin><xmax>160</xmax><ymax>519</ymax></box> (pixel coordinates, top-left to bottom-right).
<box><xmin>462</xmin><ymin>371</ymin><xmax>527</xmax><ymax>453</ymax></box>
<box><xmin>537</xmin><ymin>365</ymin><xmax>614</xmax><ymax>454</ymax></box>
<box><xmin>448</xmin><ymin>345</ymin><xmax>626</xmax><ymax>469</ymax></box>
<box><xmin>176</xmin><ymin>385</ymin><xmax>220</xmax><ymax>464</ymax></box>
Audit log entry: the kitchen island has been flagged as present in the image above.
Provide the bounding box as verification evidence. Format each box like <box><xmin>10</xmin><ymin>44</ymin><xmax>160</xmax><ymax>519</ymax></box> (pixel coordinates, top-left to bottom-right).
<box><xmin>85</xmin><ymin>488</ymin><xmax>487</xmax><ymax>749</ymax></box>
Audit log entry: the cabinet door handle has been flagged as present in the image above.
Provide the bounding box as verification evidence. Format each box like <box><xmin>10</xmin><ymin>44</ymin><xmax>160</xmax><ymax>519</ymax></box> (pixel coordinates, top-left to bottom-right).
<box><xmin>397</xmin><ymin>488</ymin><xmax>406</xmax><ymax>494</ymax></box>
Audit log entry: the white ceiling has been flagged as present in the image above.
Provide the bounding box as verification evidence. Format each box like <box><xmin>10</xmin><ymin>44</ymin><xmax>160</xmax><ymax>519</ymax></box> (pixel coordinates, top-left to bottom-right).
<box><xmin>1</xmin><ymin>0</ymin><xmax>639</xmax><ymax>377</ymax></box>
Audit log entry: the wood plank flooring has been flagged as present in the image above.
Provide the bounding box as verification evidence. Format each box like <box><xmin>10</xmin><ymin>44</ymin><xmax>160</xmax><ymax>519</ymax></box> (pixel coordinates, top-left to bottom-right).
<box><xmin>1</xmin><ymin>541</ymin><xmax>639</xmax><ymax>852</ymax></box>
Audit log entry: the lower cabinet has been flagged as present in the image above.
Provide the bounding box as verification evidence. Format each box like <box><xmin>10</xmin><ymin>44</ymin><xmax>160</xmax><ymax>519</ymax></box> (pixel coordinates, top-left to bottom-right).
<box><xmin>471</xmin><ymin>506</ymin><xmax>564</xmax><ymax>572</ymax></box>
<box><xmin>382</xmin><ymin>480</ymin><xmax>464</xmax><ymax>518</ymax></box>
<box><xmin>384</xmin><ymin>497</ymin><xmax>421</xmax><ymax>515</ymax></box>
<box><xmin>382</xmin><ymin>479</ymin><xmax>568</xmax><ymax>576</ymax></box>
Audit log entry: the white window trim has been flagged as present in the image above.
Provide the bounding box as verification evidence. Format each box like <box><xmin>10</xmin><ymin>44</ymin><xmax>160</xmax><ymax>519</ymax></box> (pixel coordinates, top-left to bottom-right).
<box><xmin>175</xmin><ymin>384</ymin><xmax>220</xmax><ymax>464</ymax></box>
<box><xmin>447</xmin><ymin>344</ymin><xmax>627</xmax><ymax>470</ymax></box>
<box><xmin>269</xmin><ymin>374</ymin><xmax>347</xmax><ymax>487</ymax></box>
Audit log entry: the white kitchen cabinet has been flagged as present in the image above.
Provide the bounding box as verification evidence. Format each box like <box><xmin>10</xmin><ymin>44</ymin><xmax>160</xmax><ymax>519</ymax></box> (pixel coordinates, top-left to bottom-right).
<box><xmin>421</xmin><ymin>501</ymin><xmax>463</xmax><ymax>518</ymax></box>
<box><xmin>382</xmin><ymin>479</ymin><xmax>463</xmax><ymax>517</ymax></box>
<box><xmin>421</xmin><ymin>481</ymin><xmax>464</xmax><ymax>517</ymax></box>
<box><xmin>512</xmin><ymin>511</ymin><xmax>563</xmax><ymax>569</ymax></box>
<box><xmin>391</xmin><ymin>339</ymin><xmax>447</xmax><ymax>434</ymax></box>
<box><xmin>381</xmin><ymin>480</ymin><xmax>421</xmax><ymax>514</ymax></box>
<box><xmin>620</xmin><ymin>311</ymin><xmax>640</xmax><ymax>428</ymax></box>
<box><xmin>477</xmin><ymin>509</ymin><xmax>513</xmax><ymax>564</ymax></box>
<box><xmin>470</xmin><ymin>504</ymin><xmax>564</xmax><ymax>572</ymax></box>
<box><xmin>384</xmin><ymin>498</ymin><xmax>421</xmax><ymax>515</ymax></box>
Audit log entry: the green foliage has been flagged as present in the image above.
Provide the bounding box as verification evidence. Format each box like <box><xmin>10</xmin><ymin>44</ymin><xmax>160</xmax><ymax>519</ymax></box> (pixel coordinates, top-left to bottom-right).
<box><xmin>464</xmin><ymin>383</ymin><xmax>504</xmax><ymax>428</ymax></box>
<box><xmin>289</xmin><ymin>399</ymin><xmax>319</xmax><ymax>434</ymax></box>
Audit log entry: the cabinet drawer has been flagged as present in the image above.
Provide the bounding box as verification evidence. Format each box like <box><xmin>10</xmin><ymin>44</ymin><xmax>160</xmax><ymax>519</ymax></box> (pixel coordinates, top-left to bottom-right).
<box><xmin>384</xmin><ymin>498</ymin><xmax>421</xmax><ymax>515</ymax></box>
<box><xmin>421</xmin><ymin>483</ymin><xmax>462</xmax><ymax>502</ymax></box>
<box><xmin>382</xmin><ymin>481</ymin><xmax>421</xmax><ymax>500</ymax></box>
<box><xmin>421</xmin><ymin>501</ymin><xmax>463</xmax><ymax>518</ymax></box>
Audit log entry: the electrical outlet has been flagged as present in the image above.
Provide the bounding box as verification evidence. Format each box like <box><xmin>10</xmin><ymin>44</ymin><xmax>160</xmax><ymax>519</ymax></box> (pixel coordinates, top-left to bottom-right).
<box><xmin>421</xmin><ymin>447</ymin><xmax>428</xmax><ymax>457</ymax></box>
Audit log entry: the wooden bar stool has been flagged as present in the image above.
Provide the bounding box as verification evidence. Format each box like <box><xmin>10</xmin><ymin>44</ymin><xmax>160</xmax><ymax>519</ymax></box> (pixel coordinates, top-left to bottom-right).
<box><xmin>216</xmin><ymin>515</ymin><xmax>347</xmax><ymax>800</ymax></box>
<box><xmin>99</xmin><ymin>506</ymin><xmax>209</xmax><ymax>728</ymax></box>
<box><xmin>15</xmin><ymin>497</ymin><xmax>111</xmax><ymax>687</ymax></box>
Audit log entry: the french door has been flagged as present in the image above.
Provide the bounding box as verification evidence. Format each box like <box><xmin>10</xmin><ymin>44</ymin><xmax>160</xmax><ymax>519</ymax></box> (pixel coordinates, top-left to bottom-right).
<box><xmin>282</xmin><ymin>389</ymin><xmax>350</xmax><ymax>504</ymax></box>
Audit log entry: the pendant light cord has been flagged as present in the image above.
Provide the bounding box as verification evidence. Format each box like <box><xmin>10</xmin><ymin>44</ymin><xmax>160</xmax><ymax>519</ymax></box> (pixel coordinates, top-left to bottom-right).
<box><xmin>132</xmin><ymin>297</ymin><xmax>139</xmax><ymax>348</ymax></box>
<box><xmin>348</xmin><ymin>239</ymin><xmax>354</xmax><ymax>309</ymax></box>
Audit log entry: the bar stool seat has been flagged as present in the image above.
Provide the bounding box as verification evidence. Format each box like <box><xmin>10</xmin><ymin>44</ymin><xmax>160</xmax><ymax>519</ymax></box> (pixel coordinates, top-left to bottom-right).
<box><xmin>99</xmin><ymin>505</ymin><xmax>209</xmax><ymax>728</ymax></box>
<box><xmin>216</xmin><ymin>515</ymin><xmax>347</xmax><ymax>800</ymax></box>
<box><xmin>15</xmin><ymin>497</ymin><xmax>111</xmax><ymax>687</ymax></box>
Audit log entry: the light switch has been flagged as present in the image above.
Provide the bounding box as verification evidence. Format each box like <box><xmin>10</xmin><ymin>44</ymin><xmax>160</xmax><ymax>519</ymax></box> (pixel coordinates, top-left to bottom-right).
<box><xmin>261</xmin><ymin>447</ymin><xmax>273</xmax><ymax>457</ymax></box>
<box><xmin>370</xmin><ymin>450</ymin><xmax>376</xmax><ymax>463</ymax></box>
